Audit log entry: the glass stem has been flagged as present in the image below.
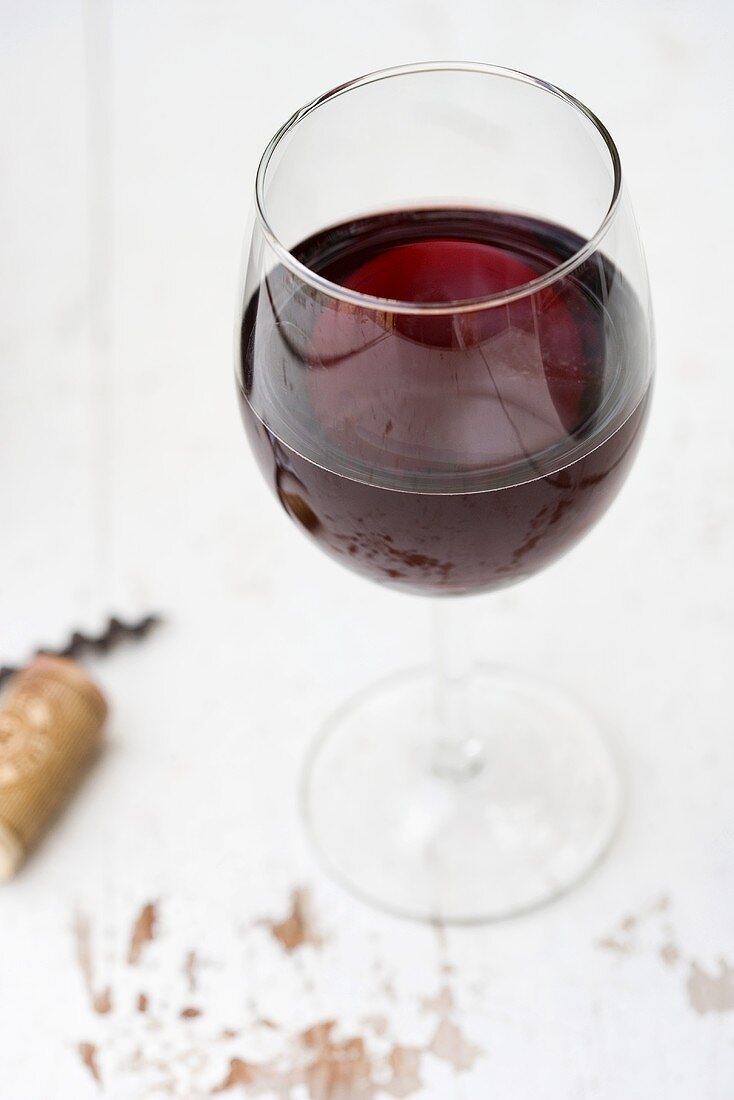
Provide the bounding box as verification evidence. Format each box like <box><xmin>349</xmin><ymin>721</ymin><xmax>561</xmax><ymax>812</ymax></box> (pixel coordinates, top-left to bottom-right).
<box><xmin>430</xmin><ymin>597</ymin><xmax>485</xmax><ymax>781</ymax></box>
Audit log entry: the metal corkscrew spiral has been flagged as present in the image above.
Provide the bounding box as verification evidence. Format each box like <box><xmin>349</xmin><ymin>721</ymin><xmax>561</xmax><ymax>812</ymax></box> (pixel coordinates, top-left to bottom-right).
<box><xmin>0</xmin><ymin>614</ymin><xmax>162</xmax><ymax>690</ymax></box>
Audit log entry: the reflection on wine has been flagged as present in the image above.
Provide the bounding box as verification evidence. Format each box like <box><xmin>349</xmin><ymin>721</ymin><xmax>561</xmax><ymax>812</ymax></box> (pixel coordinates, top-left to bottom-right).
<box><xmin>239</xmin><ymin>208</ymin><xmax>650</xmax><ymax>593</ymax></box>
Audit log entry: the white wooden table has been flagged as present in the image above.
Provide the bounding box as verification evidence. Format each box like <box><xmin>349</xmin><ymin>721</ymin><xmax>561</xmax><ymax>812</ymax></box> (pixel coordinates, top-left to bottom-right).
<box><xmin>1</xmin><ymin>2</ymin><xmax>732</xmax><ymax>1096</ymax></box>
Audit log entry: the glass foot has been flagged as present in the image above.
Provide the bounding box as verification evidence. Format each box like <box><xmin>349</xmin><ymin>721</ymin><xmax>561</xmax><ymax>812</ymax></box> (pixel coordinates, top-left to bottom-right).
<box><xmin>302</xmin><ymin>667</ymin><xmax>621</xmax><ymax>923</ymax></box>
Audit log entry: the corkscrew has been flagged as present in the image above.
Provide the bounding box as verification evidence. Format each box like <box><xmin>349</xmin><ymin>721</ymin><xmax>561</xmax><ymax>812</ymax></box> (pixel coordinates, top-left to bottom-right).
<box><xmin>0</xmin><ymin>614</ymin><xmax>162</xmax><ymax>689</ymax></box>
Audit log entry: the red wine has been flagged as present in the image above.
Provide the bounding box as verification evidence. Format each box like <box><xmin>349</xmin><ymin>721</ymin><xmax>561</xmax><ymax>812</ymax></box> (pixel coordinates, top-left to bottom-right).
<box><xmin>239</xmin><ymin>209</ymin><xmax>650</xmax><ymax>593</ymax></box>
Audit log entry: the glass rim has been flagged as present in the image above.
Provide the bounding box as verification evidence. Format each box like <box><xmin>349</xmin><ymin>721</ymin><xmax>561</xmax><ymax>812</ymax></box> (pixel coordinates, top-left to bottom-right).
<box><xmin>254</xmin><ymin>61</ymin><xmax>623</xmax><ymax>315</ymax></box>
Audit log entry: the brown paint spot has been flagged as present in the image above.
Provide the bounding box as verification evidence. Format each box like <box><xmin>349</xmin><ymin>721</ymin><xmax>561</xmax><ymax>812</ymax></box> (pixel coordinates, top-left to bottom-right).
<box><xmin>363</xmin><ymin>1015</ymin><xmax>388</xmax><ymax>1037</ymax></box>
<box><xmin>422</xmin><ymin>986</ymin><xmax>455</xmax><ymax>1015</ymax></box>
<box><xmin>94</xmin><ymin>987</ymin><xmax>113</xmax><ymax>1015</ymax></box>
<box><xmin>301</xmin><ymin>1020</ymin><xmax>337</xmax><ymax>1048</ymax></box>
<box><xmin>213</xmin><ymin>1020</ymin><xmax>427</xmax><ymax>1098</ymax></box>
<box><xmin>687</xmin><ymin>959</ymin><xmax>734</xmax><ymax>1015</ymax></box>
<box><xmin>78</xmin><ymin>1042</ymin><xmax>101</xmax><ymax>1086</ymax></box>
<box><xmin>180</xmin><ymin>1006</ymin><xmax>202</xmax><ymax>1019</ymax></box>
<box><xmin>598</xmin><ymin>895</ymin><xmax>676</xmax><ymax>958</ymax></box>
<box><xmin>184</xmin><ymin>949</ymin><xmax>198</xmax><ymax>993</ymax></box>
<box><xmin>428</xmin><ymin>1018</ymin><xmax>482</xmax><ymax>1072</ymax></box>
<box><xmin>137</xmin><ymin>992</ymin><xmax>149</xmax><ymax>1013</ymax></box>
<box><xmin>220</xmin><ymin>1028</ymin><xmax>240</xmax><ymax>1040</ymax></box>
<box><xmin>298</xmin><ymin>1023</ymin><xmax>377</xmax><ymax>1099</ymax></box>
<box><xmin>660</xmin><ymin>942</ymin><xmax>680</xmax><ymax>967</ymax></box>
<box><xmin>419</xmin><ymin>957</ymin><xmax>482</xmax><ymax>1078</ymax></box>
<box><xmin>257</xmin><ymin>1017</ymin><xmax>279</xmax><ymax>1030</ymax></box>
<box><xmin>385</xmin><ymin>1045</ymin><xmax>423</xmax><ymax>1097</ymax></box>
<box><xmin>597</xmin><ymin>935</ymin><xmax>633</xmax><ymax>955</ymax></box>
<box><xmin>128</xmin><ymin>1046</ymin><xmax>143</xmax><ymax>1070</ymax></box>
<box><xmin>213</xmin><ymin>1058</ymin><xmax>260</xmax><ymax>1091</ymax></box>
<box><xmin>433</xmin><ymin>921</ymin><xmax>455</xmax><ymax>977</ymax></box>
<box><xmin>128</xmin><ymin>901</ymin><xmax>158</xmax><ymax>965</ymax></box>
<box><xmin>307</xmin><ymin>1039</ymin><xmax>373</xmax><ymax>1096</ymax></box>
<box><xmin>74</xmin><ymin>914</ymin><xmax>113</xmax><ymax>1015</ymax></box>
<box><xmin>267</xmin><ymin>888</ymin><xmax>321</xmax><ymax>953</ymax></box>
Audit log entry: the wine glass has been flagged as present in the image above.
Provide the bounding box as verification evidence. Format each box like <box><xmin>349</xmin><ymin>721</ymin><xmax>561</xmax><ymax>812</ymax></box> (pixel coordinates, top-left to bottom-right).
<box><xmin>236</xmin><ymin>63</ymin><xmax>653</xmax><ymax>922</ymax></box>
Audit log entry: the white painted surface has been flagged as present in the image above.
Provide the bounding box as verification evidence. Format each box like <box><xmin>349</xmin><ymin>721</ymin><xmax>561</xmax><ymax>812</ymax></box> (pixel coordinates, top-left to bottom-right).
<box><xmin>0</xmin><ymin>1</ymin><xmax>732</xmax><ymax>1096</ymax></box>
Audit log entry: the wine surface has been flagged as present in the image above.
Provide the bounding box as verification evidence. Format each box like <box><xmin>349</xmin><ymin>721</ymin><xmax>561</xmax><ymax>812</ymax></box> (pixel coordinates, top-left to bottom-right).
<box><xmin>239</xmin><ymin>209</ymin><xmax>650</xmax><ymax>593</ymax></box>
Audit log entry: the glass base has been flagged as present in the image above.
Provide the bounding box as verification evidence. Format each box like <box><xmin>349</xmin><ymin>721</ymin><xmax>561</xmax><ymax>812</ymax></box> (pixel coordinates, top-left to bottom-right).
<box><xmin>302</xmin><ymin>667</ymin><xmax>621</xmax><ymax>923</ymax></box>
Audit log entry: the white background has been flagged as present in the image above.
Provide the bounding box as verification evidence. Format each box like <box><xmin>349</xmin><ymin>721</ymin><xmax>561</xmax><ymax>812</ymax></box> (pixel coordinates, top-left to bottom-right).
<box><xmin>0</xmin><ymin>1</ymin><xmax>733</xmax><ymax>1096</ymax></box>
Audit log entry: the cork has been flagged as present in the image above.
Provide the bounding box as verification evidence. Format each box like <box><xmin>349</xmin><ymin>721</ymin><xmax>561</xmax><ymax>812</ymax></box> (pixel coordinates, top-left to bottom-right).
<box><xmin>0</xmin><ymin>656</ymin><xmax>108</xmax><ymax>879</ymax></box>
